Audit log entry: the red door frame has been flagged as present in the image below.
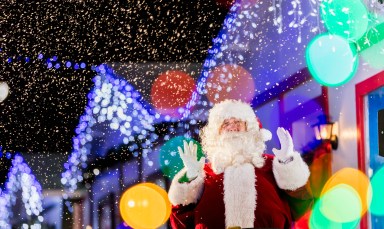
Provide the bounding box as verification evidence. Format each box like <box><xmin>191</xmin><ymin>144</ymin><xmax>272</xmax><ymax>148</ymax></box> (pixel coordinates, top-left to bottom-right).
<box><xmin>355</xmin><ymin>70</ymin><xmax>384</xmax><ymax>229</ymax></box>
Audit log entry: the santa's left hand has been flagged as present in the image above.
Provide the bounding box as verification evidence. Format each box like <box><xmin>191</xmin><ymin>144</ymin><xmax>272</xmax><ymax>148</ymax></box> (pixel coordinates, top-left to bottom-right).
<box><xmin>272</xmin><ymin>127</ymin><xmax>294</xmax><ymax>162</ymax></box>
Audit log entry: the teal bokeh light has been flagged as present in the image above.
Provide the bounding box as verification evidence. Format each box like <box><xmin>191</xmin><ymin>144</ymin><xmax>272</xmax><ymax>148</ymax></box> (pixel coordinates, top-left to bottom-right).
<box><xmin>320</xmin><ymin>0</ymin><xmax>369</xmax><ymax>41</ymax></box>
<box><xmin>159</xmin><ymin>136</ymin><xmax>204</xmax><ymax>179</ymax></box>
<box><xmin>306</xmin><ymin>34</ymin><xmax>358</xmax><ymax>87</ymax></box>
<box><xmin>370</xmin><ymin>166</ymin><xmax>384</xmax><ymax>216</ymax></box>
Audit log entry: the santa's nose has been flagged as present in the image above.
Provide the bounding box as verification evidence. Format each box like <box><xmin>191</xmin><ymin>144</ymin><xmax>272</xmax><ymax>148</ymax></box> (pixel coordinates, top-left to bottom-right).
<box><xmin>226</xmin><ymin>125</ymin><xmax>238</xmax><ymax>131</ymax></box>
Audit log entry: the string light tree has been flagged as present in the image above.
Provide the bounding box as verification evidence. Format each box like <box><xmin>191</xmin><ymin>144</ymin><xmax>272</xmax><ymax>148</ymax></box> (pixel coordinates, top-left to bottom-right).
<box><xmin>61</xmin><ymin>65</ymin><xmax>160</xmax><ymax>222</ymax></box>
<box><xmin>0</xmin><ymin>151</ymin><xmax>44</xmax><ymax>229</ymax></box>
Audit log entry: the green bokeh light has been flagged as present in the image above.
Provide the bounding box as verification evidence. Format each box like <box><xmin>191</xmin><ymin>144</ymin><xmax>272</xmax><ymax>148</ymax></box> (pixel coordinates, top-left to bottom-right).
<box><xmin>320</xmin><ymin>0</ymin><xmax>369</xmax><ymax>41</ymax></box>
<box><xmin>306</xmin><ymin>34</ymin><xmax>358</xmax><ymax>87</ymax></box>
<box><xmin>159</xmin><ymin>136</ymin><xmax>204</xmax><ymax>179</ymax></box>
<box><xmin>370</xmin><ymin>166</ymin><xmax>384</xmax><ymax>216</ymax></box>
<box><xmin>320</xmin><ymin>184</ymin><xmax>362</xmax><ymax>223</ymax></box>
<box><xmin>310</xmin><ymin>184</ymin><xmax>361</xmax><ymax>229</ymax></box>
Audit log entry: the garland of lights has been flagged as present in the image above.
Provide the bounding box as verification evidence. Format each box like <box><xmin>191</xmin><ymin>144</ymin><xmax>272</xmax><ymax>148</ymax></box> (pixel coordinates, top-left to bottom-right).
<box><xmin>3</xmin><ymin>52</ymin><xmax>89</xmax><ymax>71</ymax></box>
<box><xmin>184</xmin><ymin>0</ymin><xmax>383</xmax><ymax>120</ymax></box>
<box><xmin>0</xmin><ymin>154</ymin><xmax>44</xmax><ymax>229</ymax></box>
<box><xmin>61</xmin><ymin>65</ymin><xmax>159</xmax><ymax>192</ymax></box>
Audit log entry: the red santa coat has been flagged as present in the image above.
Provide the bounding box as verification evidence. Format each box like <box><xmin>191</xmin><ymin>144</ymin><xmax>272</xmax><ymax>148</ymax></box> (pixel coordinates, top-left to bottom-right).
<box><xmin>168</xmin><ymin>154</ymin><xmax>313</xmax><ymax>229</ymax></box>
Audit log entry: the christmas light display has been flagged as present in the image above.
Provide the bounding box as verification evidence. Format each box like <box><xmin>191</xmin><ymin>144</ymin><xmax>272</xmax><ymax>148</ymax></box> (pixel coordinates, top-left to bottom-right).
<box><xmin>61</xmin><ymin>65</ymin><xmax>159</xmax><ymax>192</ymax></box>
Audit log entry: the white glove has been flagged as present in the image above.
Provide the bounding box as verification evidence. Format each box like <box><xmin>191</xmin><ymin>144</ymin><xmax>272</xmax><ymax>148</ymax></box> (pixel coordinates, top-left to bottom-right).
<box><xmin>272</xmin><ymin>127</ymin><xmax>294</xmax><ymax>162</ymax></box>
<box><xmin>178</xmin><ymin>140</ymin><xmax>206</xmax><ymax>179</ymax></box>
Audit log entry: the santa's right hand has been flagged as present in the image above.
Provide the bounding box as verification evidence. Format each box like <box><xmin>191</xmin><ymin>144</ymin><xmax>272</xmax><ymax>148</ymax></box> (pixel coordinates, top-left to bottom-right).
<box><xmin>178</xmin><ymin>140</ymin><xmax>205</xmax><ymax>179</ymax></box>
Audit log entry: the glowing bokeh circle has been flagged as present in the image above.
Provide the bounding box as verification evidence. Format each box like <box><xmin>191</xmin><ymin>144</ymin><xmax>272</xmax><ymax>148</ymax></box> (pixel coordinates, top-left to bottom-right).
<box><xmin>119</xmin><ymin>183</ymin><xmax>171</xmax><ymax>229</ymax></box>
<box><xmin>320</xmin><ymin>0</ymin><xmax>369</xmax><ymax>41</ymax></box>
<box><xmin>306</xmin><ymin>34</ymin><xmax>358</xmax><ymax>87</ymax></box>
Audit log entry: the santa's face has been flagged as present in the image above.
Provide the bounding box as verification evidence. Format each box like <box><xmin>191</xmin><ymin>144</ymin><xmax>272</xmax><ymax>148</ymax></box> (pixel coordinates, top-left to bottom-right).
<box><xmin>204</xmin><ymin>121</ymin><xmax>266</xmax><ymax>174</ymax></box>
<box><xmin>219</xmin><ymin>118</ymin><xmax>247</xmax><ymax>134</ymax></box>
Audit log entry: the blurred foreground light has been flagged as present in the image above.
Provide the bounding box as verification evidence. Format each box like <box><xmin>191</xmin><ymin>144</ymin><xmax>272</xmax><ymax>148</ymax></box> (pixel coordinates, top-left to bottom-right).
<box><xmin>306</xmin><ymin>34</ymin><xmax>358</xmax><ymax>87</ymax></box>
<box><xmin>370</xmin><ymin>166</ymin><xmax>384</xmax><ymax>216</ymax></box>
<box><xmin>0</xmin><ymin>82</ymin><xmax>9</xmax><ymax>102</ymax></box>
<box><xmin>119</xmin><ymin>183</ymin><xmax>171</xmax><ymax>229</ymax></box>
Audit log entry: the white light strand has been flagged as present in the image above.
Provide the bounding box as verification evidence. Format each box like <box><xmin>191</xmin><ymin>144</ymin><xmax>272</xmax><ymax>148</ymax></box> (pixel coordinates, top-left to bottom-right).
<box><xmin>270</xmin><ymin>0</ymin><xmax>283</xmax><ymax>34</ymax></box>
<box><xmin>270</xmin><ymin>0</ymin><xmax>322</xmax><ymax>42</ymax></box>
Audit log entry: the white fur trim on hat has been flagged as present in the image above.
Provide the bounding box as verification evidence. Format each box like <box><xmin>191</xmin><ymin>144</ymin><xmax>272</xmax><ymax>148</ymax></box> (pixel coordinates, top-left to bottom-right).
<box><xmin>272</xmin><ymin>152</ymin><xmax>310</xmax><ymax>191</ymax></box>
<box><xmin>168</xmin><ymin>168</ymin><xmax>205</xmax><ymax>206</ymax></box>
<box><xmin>208</xmin><ymin>99</ymin><xmax>260</xmax><ymax>133</ymax></box>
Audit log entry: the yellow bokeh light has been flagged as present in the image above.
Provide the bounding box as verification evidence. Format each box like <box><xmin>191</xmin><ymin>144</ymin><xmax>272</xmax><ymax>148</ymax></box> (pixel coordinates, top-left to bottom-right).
<box><xmin>119</xmin><ymin>183</ymin><xmax>171</xmax><ymax>229</ymax></box>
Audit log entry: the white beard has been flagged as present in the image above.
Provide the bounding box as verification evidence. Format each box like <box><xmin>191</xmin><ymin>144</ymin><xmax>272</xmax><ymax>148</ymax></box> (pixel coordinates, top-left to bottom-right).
<box><xmin>208</xmin><ymin>130</ymin><xmax>266</xmax><ymax>174</ymax></box>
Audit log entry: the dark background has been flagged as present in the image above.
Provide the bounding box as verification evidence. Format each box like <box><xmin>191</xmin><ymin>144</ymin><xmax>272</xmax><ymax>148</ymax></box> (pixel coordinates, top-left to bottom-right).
<box><xmin>0</xmin><ymin>0</ymin><xmax>231</xmax><ymax>153</ymax></box>
<box><xmin>0</xmin><ymin>0</ymin><xmax>232</xmax><ymax>186</ymax></box>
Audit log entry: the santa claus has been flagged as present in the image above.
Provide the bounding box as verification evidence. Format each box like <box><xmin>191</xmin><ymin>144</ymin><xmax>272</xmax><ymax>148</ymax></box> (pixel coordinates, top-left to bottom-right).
<box><xmin>168</xmin><ymin>99</ymin><xmax>313</xmax><ymax>229</ymax></box>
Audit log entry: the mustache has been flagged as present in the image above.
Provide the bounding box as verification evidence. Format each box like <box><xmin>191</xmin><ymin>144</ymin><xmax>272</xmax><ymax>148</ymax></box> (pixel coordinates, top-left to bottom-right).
<box><xmin>218</xmin><ymin>132</ymin><xmax>250</xmax><ymax>144</ymax></box>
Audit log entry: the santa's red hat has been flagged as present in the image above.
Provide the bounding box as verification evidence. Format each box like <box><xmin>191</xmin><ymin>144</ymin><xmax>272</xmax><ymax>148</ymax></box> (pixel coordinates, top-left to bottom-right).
<box><xmin>207</xmin><ymin>99</ymin><xmax>272</xmax><ymax>141</ymax></box>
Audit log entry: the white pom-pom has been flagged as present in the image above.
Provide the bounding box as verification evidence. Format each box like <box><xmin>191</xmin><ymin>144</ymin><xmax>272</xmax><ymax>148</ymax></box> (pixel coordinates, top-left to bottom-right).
<box><xmin>260</xmin><ymin>128</ymin><xmax>272</xmax><ymax>142</ymax></box>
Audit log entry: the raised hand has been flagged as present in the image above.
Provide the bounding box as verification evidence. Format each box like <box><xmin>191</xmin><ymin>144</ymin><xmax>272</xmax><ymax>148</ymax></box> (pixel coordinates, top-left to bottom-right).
<box><xmin>272</xmin><ymin>127</ymin><xmax>294</xmax><ymax>161</ymax></box>
<box><xmin>178</xmin><ymin>140</ymin><xmax>206</xmax><ymax>179</ymax></box>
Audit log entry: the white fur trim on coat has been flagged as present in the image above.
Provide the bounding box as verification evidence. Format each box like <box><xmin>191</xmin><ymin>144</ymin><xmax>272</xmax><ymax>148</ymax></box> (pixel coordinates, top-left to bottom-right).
<box><xmin>224</xmin><ymin>163</ymin><xmax>256</xmax><ymax>228</ymax></box>
<box><xmin>272</xmin><ymin>152</ymin><xmax>310</xmax><ymax>191</ymax></box>
<box><xmin>168</xmin><ymin>168</ymin><xmax>205</xmax><ymax>206</ymax></box>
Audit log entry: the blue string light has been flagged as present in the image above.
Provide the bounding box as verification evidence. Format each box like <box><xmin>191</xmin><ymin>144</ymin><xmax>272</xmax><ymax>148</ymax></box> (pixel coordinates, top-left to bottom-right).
<box><xmin>3</xmin><ymin>52</ymin><xmax>90</xmax><ymax>72</ymax></box>
<box><xmin>74</xmin><ymin>63</ymin><xmax>79</xmax><ymax>70</ymax></box>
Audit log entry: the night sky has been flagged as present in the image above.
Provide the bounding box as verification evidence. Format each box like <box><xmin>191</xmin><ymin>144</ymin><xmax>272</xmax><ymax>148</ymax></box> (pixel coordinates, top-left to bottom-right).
<box><xmin>0</xmin><ymin>0</ymin><xmax>231</xmax><ymax>153</ymax></box>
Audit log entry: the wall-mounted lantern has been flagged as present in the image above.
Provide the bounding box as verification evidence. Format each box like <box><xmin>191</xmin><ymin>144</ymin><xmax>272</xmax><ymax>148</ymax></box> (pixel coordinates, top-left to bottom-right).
<box><xmin>312</xmin><ymin>114</ymin><xmax>338</xmax><ymax>150</ymax></box>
